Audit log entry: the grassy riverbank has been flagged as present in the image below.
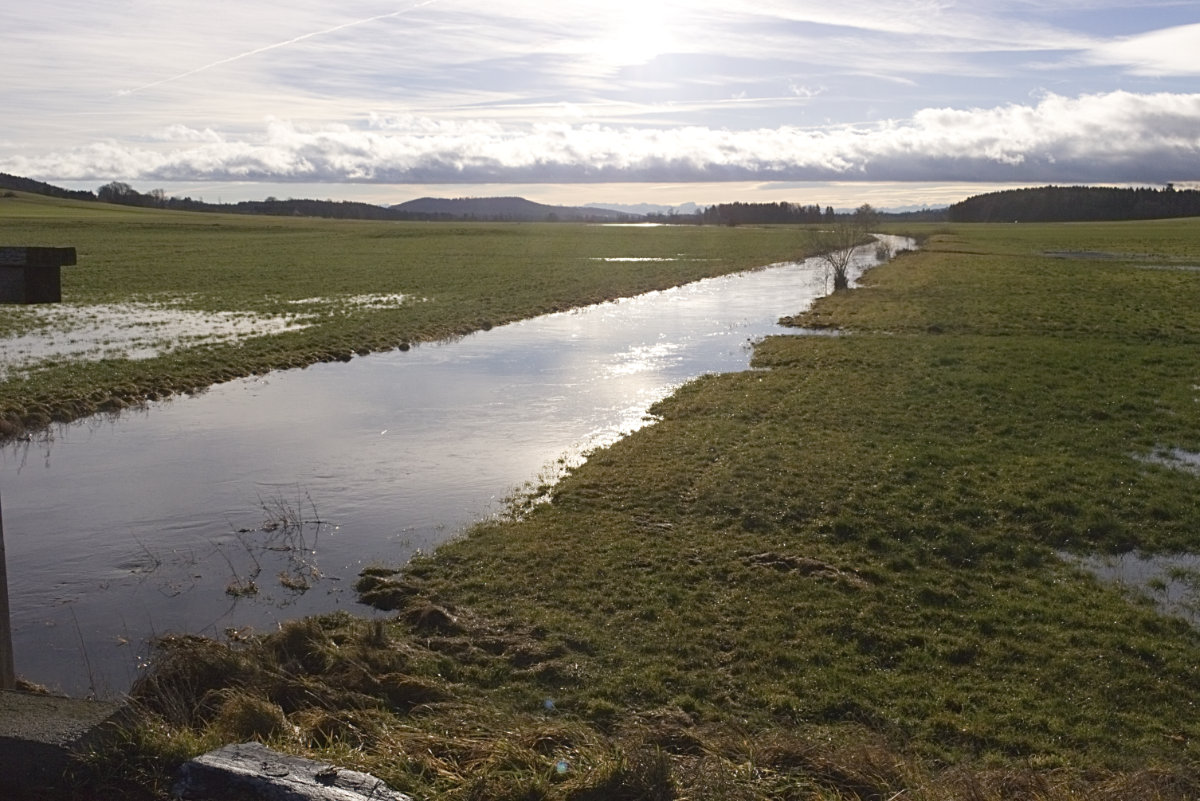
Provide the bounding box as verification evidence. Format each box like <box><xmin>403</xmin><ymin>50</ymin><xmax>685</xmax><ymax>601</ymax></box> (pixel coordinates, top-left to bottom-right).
<box><xmin>0</xmin><ymin>191</ymin><xmax>813</xmax><ymax>437</ymax></box>
<box><xmin>81</xmin><ymin>218</ymin><xmax>1200</xmax><ymax>800</ymax></box>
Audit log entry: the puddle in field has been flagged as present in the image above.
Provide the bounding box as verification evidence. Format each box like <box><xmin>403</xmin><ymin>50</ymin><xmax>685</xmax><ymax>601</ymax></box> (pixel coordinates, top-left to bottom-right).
<box><xmin>591</xmin><ymin>257</ymin><xmax>681</xmax><ymax>262</ymax></box>
<box><xmin>0</xmin><ymin>293</ymin><xmax>430</xmax><ymax>378</ymax></box>
<box><xmin>1043</xmin><ymin>250</ymin><xmax>1200</xmax><ymax>272</ymax></box>
<box><xmin>1</xmin><ymin>237</ymin><xmax>910</xmax><ymax>697</ymax></box>
<box><xmin>287</xmin><ymin>293</ymin><xmax>416</xmax><ymax>309</ymax></box>
<box><xmin>1043</xmin><ymin>250</ymin><xmax>1133</xmax><ymax>260</ymax></box>
<box><xmin>1069</xmin><ymin>551</ymin><xmax>1200</xmax><ymax>628</ymax></box>
<box><xmin>1065</xmin><ymin>446</ymin><xmax>1200</xmax><ymax>628</ymax></box>
<box><xmin>1137</xmin><ymin>447</ymin><xmax>1200</xmax><ymax>475</ymax></box>
<box><xmin>0</xmin><ymin>301</ymin><xmax>314</xmax><ymax>377</ymax></box>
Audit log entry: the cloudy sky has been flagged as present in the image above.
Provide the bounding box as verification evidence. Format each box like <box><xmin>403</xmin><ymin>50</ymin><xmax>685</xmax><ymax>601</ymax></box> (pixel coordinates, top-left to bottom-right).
<box><xmin>3</xmin><ymin>1</ymin><xmax>1199</xmax><ymax>208</ymax></box>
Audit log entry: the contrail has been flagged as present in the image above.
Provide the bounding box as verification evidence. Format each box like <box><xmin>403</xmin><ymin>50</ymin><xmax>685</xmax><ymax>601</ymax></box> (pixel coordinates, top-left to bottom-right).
<box><xmin>117</xmin><ymin>0</ymin><xmax>441</xmax><ymax>96</ymax></box>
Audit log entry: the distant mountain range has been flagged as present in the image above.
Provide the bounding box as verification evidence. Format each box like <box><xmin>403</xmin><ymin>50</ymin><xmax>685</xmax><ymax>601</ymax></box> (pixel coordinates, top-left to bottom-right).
<box><xmin>0</xmin><ymin>172</ymin><xmax>955</xmax><ymax>223</ymax></box>
<box><xmin>585</xmin><ymin>201</ymin><xmax>703</xmax><ymax>216</ymax></box>
<box><xmin>17</xmin><ymin>171</ymin><xmax>1191</xmax><ymax>224</ymax></box>
<box><xmin>390</xmin><ymin>196</ymin><xmax>636</xmax><ymax>222</ymax></box>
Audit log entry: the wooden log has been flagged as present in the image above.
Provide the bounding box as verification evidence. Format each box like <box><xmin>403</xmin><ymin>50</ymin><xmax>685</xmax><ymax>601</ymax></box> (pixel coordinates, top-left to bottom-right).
<box><xmin>174</xmin><ymin>741</ymin><xmax>411</xmax><ymax>801</ymax></box>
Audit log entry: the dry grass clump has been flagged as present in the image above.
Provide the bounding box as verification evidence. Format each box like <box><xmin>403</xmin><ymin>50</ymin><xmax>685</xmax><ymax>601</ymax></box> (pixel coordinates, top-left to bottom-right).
<box><xmin>128</xmin><ymin>634</ymin><xmax>254</xmax><ymax>729</ymax></box>
<box><xmin>109</xmin><ymin>603</ymin><xmax>1200</xmax><ymax>801</ymax></box>
<box><xmin>207</xmin><ymin>691</ymin><xmax>289</xmax><ymax>741</ymax></box>
<box><xmin>127</xmin><ymin>613</ymin><xmax>439</xmax><ymax>737</ymax></box>
<box><xmin>354</xmin><ymin>564</ymin><xmax>425</xmax><ymax>610</ymax></box>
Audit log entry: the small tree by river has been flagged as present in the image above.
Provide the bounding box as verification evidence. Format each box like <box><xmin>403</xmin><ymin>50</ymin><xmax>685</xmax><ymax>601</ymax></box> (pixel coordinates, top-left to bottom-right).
<box><xmin>810</xmin><ymin>204</ymin><xmax>877</xmax><ymax>291</ymax></box>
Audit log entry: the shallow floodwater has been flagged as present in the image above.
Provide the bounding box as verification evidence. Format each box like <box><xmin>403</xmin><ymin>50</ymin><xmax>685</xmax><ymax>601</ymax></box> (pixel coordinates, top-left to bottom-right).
<box><xmin>0</xmin><ymin>301</ymin><xmax>313</xmax><ymax>378</ymax></box>
<box><xmin>1</xmin><ymin>239</ymin><xmax>905</xmax><ymax>697</ymax></box>
<box><xmin>1069</xmin><ymin>552</ymin><xmax>1200</xmax><ymax>627</ymax></box>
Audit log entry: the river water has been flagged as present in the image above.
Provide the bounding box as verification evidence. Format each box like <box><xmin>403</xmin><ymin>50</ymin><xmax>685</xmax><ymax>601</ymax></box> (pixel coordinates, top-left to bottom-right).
<box><xmin>1</xmin><ymin>238</ymin><xmax>905</xmax><ymax>697</ymax></box>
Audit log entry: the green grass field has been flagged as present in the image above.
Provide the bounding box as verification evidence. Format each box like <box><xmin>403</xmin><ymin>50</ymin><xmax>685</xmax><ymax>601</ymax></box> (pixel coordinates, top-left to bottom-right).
<box><xmin>0</xmin><ymin>191</ymin><xmax>816</xmax><ymax>435</ymax></box>
<box><xmin>68</xmin><ymin>217</ymin><xmax>1200</xmax><ymax>800</ymax></box>
<box><xmin>5</xmin><ymin>198</ymin><xmax>1199</xmax><ymax>797</ymax></box>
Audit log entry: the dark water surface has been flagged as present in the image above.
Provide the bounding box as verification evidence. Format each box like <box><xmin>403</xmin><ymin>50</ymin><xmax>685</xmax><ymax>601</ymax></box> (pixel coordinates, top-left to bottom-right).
<box><xmin>1</xmin><ymin>239</ymin><xmax>906</xmax><ymax>696</ymax></box>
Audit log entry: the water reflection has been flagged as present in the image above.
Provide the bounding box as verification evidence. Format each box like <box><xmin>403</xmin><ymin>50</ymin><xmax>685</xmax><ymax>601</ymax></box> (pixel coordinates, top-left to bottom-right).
<box><xmin>1</xmin><ymin>238</ymin><xmax>907</xmax><ymax>696</ymax></box>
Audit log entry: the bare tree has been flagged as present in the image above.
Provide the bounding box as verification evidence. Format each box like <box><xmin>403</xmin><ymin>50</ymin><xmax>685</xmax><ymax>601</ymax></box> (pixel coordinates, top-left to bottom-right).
<box><xmin>810</xmin><ymin>204</ymin><xmax>877</xmax><ymax>291</ymax></box>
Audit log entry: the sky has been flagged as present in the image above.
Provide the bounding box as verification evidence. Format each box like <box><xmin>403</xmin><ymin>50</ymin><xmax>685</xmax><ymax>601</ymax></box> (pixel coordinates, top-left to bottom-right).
<box><xmin>3</xmin><ymin>1</ymin><xmax>1199</xmax><ymax>210</ymax></box>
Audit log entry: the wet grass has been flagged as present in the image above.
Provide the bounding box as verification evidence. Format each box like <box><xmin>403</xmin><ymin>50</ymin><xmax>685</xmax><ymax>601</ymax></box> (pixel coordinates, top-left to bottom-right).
<box><xmin>0</xmin><ymin>191</ymin><xmax>816</xmax><ymax>437</ymax></box>
<box><xmin>70</xmin><ymin>218</ymin><xmax>1200</xmax><ymax>800</ymax></box>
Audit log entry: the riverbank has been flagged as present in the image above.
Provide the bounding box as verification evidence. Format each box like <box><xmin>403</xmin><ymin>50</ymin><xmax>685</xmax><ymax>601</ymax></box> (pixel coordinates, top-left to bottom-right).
<box><xmin>2</xmin><ymin>237</ymin><xmax>885</xmax><ymax>699</ymax></box>
<box><xmin>0</xmin><ymin>192</ymin><xmax>821</xmax><ymax>439</ymax></box>
<box><xmin>47</xmin><ymin>220</ymin><xmax>1200</xmax><ymax>798</ymax></box>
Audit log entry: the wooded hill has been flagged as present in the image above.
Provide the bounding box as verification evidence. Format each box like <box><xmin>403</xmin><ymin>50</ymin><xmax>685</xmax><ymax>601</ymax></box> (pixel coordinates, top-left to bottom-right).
<box><xmin>947</xmin><ymin>185</ymin><xmax>1200</xmax><ymax>222</ymax></box>
<box><xmin>0</xmin><ymin>172</ymin><xmax>96</xmax><ymax>201</ymax></box>
<box><xmin>0</xmin><ymin>173</ymin><xmax>636</xmax><ymax>223</ymax></box>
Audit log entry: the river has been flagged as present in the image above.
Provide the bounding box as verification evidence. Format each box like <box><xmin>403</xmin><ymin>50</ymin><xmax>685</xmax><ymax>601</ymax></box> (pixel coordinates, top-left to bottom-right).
<box><xmin>0</xmin><ymin>237</ymin><xmax>907</xmax><ymax>697</ymax></box>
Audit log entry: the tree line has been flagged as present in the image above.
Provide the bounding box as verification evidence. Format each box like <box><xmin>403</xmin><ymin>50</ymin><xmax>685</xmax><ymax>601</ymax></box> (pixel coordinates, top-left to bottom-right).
<box><xmin>694</xmin><ymin>201</ymin><xmax>834</xmax><ymax>226</ymax></box>
<box><xmin>8</xmin><ymin>172</ymin><xmax>1200</xmax><ymax>225</ymax></box>
<box><xmin>0</xmin><ymin>172</ymin><xmax>96</xmax><ymax>201</ymax></box>
<box><xmin>18</xmin><ymin>180</ymin><xmax>624</xmax><ymax>222</ymax></box>
<box><xmin>646</xmin><ymin>202</ymin><xmax>944</xmax><ymax>225</ymax></box>
<box><xmin>947</xmin><ymin>185</ymin><xmax>1200</xmax><ymax>222</ymax></box>
<box><xmin>95</xmin><ymin>182</ymin><xmax>413</xmax><ymax>220</ymax></box>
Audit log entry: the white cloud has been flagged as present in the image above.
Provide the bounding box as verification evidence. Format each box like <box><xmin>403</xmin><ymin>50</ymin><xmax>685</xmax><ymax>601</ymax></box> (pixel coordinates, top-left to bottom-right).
<box><xmin>789</xmin><ymin>84</ymin><xmax>825</xmax><ymax>99</ymax></box>
<box><xmin>1085</xmin><ymin>23</ymin><xmax>1200</xmax><ymax>76</ymax></box>
<box><xmin>153</xmin><ymin>125</ymin><xmax>226</xmax><ymax>143</ymax></box>
<box><xmin>5</xmin><ymin>91</ymin><xmax>1197</xmax><ymax>186</ymax></box>
<box><xmin>5</xmin><ymin>2</ymin><xmax>1200</xmax><ymax>196</ymax></box>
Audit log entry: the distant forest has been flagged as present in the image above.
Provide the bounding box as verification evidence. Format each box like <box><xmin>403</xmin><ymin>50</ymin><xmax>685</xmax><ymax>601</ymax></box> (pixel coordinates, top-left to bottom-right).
<box><xmin>693</xmin><ymin>201</ymin><xmax>833</xmax><ymax>225</ymax></box>
<box><xmin>0</xmin><ymin>174</ymin><xmax>629</xmax><ymax>222</ymax></box>
<box><xmin>947</xmin><ymin>185</ymin><xmax>1200</xmax><ymax>222</ymax></box>
<box><xmin>5</xmin><ymin>173</ymin><xmax>1199</xmax><ymax>225</ymax></box>
<box><xmin>656</xmin><ymin>201</ymin><xmax>944</xmax><ymax>225</ymax></box>
<box><xmin>0</xmin><ymin>172</ymin><xmax>96</xmax><ymax>202</ymax></box>
<box><xmin>0</xmin><ymin>173</ymin><xmax>405</xmax><ymax>219</ymax></box>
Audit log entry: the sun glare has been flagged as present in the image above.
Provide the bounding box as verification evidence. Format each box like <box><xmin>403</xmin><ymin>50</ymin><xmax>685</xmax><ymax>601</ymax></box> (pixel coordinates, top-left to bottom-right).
<box><xmin>599</xmin><ymin>3</ymin><xmax>676</xmax><ymax>66</ymax></box>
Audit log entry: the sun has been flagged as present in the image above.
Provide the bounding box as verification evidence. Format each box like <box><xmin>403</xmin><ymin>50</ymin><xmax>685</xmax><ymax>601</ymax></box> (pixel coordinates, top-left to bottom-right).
<box><xmin>598</xmin><ymin>4</ymin><xmax>676</xmax><ymax>67</ymax></box>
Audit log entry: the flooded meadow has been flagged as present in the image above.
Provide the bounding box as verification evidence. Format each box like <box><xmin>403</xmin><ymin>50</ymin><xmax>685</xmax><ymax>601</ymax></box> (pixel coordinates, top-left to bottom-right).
<box><xmin>1</xmin><ymin>239</ymin><xmax>905</xmax><ymax>696</ymax></box>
